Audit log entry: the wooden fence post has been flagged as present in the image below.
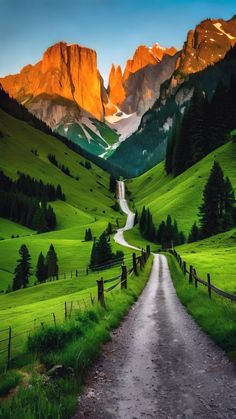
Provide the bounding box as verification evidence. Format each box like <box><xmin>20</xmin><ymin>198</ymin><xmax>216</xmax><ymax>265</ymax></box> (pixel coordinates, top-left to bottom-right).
<box><xmin>64</xmin><ymin>302</ymin><xmax>67</xmax><ymax>320</ymax></box>
<box><xmin>194</xmin><ymin>269</ymin><xmax>198</xmax><ymax>288</ymax></box>
<box><xmin>90</xmin><ymin>293</ymin><xmax>94</xmax><ymax>305</ymax></box>
<box><xmin>183</xmin><ymin>261</ymin><xmax>187</xmax><ymax>275</ymax></box>
<box><xmin>132</xmin><ymin>253</ymin><xmax>138</xmax><ymax>276</ymax></box>
<box><xmin>69</xmin><ymin>301</ymin><xmax>73</xmax><ymax>317</ymax></box>
<box><xmin>207</xmin><ymin>273</ymin><xmax>212</xmax><ymax>299</ymax></box>
<box><xmin>121</xmin><ymin>265</ymin><xmax>127</xmax><ymax>289</ymax></box>
<box><xmin>97</xmin><ymin>278</ymin><xmax>105</xmax><ymax>307</ymax></box>
<box><xmin>6</xmin><ymin>326</ymin><xmax>12</xmax><ymax>371</ymax></box>
<box><xmin>146</xmin><ymin>245</ymin><xmax>151</xmax><ymax>256</ymax></box>
<box><xmin>189</xmin><ymin>265</ymin><xmax>193</xmax><ymax>284</ymax></box>
<box><xmin>52</xmin><ymin>313</ymin><xmax>56</xmax><ymax>327</ymax></box>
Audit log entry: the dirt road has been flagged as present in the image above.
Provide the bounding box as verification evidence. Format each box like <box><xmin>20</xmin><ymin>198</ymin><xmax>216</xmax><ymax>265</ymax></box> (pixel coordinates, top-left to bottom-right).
<box><xmin>74</xmin><ymin>181</ymin><xmax>236</xmax><ymax>419</ymax></box>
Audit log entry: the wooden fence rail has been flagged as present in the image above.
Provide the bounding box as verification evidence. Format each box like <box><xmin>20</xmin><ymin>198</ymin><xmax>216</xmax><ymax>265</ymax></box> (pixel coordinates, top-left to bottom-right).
<box><xmin>169</xmin><ymin>249</ymin><xmax>236</xmax><ymax>302</ymax></box>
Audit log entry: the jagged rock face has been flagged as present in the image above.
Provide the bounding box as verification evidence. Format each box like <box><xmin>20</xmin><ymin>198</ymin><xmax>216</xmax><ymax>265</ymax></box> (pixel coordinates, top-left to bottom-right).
<box><xmin>122</xmin><ymin>53</ymin><xmax>179</xmax><ymax>115</ymax></box>
<box><xmin>0</xmin><ymin>42</ymin><xmax>106</xmax><ymax>121</ymax></box>
<box><xmin>108</xmin><ymin>64</ymin><xmax>126</xmax><ymax>109</ymax></box>
<box><xmin>123</xmin><ymin>44</ymin><xmax>176</xmax><ymax>80</ymax></box>
<box><xmin>107</xmin><ymin>44</ymin><xmax>177</xmax><ymax>116</ymax></box>
<box><xmin>176</xmin><ymin>17</ymin><xmax>236</xmax><ymax>76</ymax></box>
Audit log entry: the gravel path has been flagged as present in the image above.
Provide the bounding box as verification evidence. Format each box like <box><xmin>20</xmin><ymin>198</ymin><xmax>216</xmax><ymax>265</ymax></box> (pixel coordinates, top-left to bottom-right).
<box><xmin>73</xmin><ymin>181</ymin><xmax>236</xmax><ymax>419</ymax></box>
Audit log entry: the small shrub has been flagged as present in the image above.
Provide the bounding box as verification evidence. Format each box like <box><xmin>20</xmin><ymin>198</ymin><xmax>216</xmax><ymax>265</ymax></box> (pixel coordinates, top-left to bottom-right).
<box><xmin>27</xmin><ymin>322</ymin><xmax>82</xmax><ymax>352</ymax></box>
<box><xmin>0</xmin><ymin>371</ymin><xmax>22</xmax><ymax>397</ymax></box>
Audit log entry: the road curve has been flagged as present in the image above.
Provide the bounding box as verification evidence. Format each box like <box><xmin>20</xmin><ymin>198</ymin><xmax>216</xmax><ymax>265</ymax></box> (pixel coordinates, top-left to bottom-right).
<box><xmin>113</xmin><ymin>181</ymin><xmax>139</xmax><ymax>250</ymax></box>
<box><xmin>74</xmin><ymin>182</ymin><xmax>236</xmax><ymax>419</ymax></box>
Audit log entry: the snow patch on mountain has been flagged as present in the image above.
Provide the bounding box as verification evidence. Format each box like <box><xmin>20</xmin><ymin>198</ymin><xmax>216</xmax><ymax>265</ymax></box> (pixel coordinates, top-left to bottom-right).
<box><xmin>213</xmin><ymin>22</ymin><xmax>236</xmax><ymax>40</ymax></box>
<box><xmin>106</xmin><ymin>112</ymin><xmax>141</xmax><ymax>141</ymax></box>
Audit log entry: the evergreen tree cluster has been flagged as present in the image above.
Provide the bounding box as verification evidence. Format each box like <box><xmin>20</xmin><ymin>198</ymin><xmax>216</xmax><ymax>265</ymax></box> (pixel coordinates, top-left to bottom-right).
<box><xmin>90</xmin><ymin>232</ymin><xmax>124</xmax><ymax>269</ymax></box>
<box><xmin>156</xmin><ymin>215</ymin><xmax>185</xmax><ymax>248</ymax></box>
<box><xmin>12</xmin><ymin>244</ymin><xmax>59</xmax><ymax>291</ymax></box>
<box><xmin>166</xmin><ymin>77</ymin><xmax>236</xmax><ymax>176</ymax></box>
<box><xmin>0</xmin><ymin>190</ymin><xmax>56</xmax><ymax>232</ymax></box>
<box><xmin>0</xmin><ymin>171</ymin><xmax>57</xmax><ymax>232</ymax></box>
<box><xmin>15</xmin><ymin>172</ymin><xmax>65</xmax><ymax>201</ymax></box>
<box><xmin>84</xmin><ymin>228</ymin><xmax>93</xmax><ymax>241</ymax></box>
<box><xmin>0</xmin><ymin>170</ymin><xmax>65</xmax><ymax>202</ymax></box>
<box><xmin>48</xmin><ymin>154</ymin><xmax>78</xmax><ymax>180</ymax></box>
<box><xmin>138</xmin><ymin>207</ymin><xmax>185</xmax><ymax>247</ymax></box>
<box><xmin>139</xmin><ymin>207</ymin><xmax>156</xmax><ymax>242</ymax></box>
<box><xmin>36</xmin><ymin>244</ymin><xmax>59</xmax><ymax>283</ymax></box>
<box><xmin>189</xmin><ymin>161</ymin><xmax>236</xmax><ymax>241</ymax></box>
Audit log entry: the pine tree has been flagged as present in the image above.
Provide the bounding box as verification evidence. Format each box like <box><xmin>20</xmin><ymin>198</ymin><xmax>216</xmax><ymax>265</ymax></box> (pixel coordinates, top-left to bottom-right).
<box><xmin>222</xmin><ymin>176</ymin><xmax>235</xmax><ymax>229</ymax></box>
<box><xmin>90</xmin><ymin>233</ymin><xmax>113</xmax><ymax>268</ymax></box>
<box><xmin>12</xmin><ymin>244</ymin><xmax>31</xmax><ymax>290</ymax></box>
<box><xmin>84</xmin><ymin>228</ymin><xmax>93</xmax><ymax>241</ymax></box>
<box><xmin>134</xmin><ymin>210</ymin><xmax>139</xmax><ymax>226</ymax></box>
<box><xmin>107</xmin><ymin>222</ymin><xmax>113</xmax><ymax>235</ymax></box>
<box><xmin>90</xmin><ymin>238</ymin><xmax>98</xmax><ymax>267</ymax></box>
<box><xmin>46</xmin><ymin>244</ymin><xmax>58</xmax><ymax>280</ymax></box>
<box><xmin>139</xmin><ymin>206</ymin><xmax>147</xmax><ymax>234</ymax></box>
<box><xmin>199</xmin><ymin>161</ymin><xmax>226</xmax><ymax>237</ymax></box>
<box><xmin>32</xmin><ymin>207</ymin><xmax>47</xmax><ymax>233</ymax></box>
<box><xmin>109</xmin><ymin>175</ymin><xmax>117</xmax><ymax>193</ymax></box>
<box><xmin>36</xmin><ymin>252</ymin><xmax>47</xmax><ymax>283</ymax></box>
<box><xmin>188</xmin><ymin>222</ymin><xmax>200</xmax><ymax>243</ymax></box>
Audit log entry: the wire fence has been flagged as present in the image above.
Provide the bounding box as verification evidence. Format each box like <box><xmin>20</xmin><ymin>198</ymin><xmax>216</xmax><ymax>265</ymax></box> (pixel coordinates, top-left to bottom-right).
<box><xmin>0</xmin><ymin>247</ymin><xmax>150</xmax><ymax>372</ymax></box>
<box><xmin>169</xmin><ymin>249</ymin><xmax>236</xmax><ymax>302</ymax></box>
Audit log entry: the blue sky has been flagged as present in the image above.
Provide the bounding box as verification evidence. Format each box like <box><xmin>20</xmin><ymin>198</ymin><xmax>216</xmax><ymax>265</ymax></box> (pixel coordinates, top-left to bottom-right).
<box><xmin>0</xmin><ymin>0</ymin><xmax>235</xmax><ymax>84</ymax></box>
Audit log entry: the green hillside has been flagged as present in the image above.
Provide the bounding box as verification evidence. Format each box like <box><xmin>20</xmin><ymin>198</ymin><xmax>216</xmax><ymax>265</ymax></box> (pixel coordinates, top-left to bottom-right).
<box><xmin>128</xmin><ymin>141</ymin><xmax>236</xmax><ymax>234</ymax></box>
<box><xmin>127</xmin><ymin>140</ymin><xmax>236</xmax><ymax>294</ymax></box>
<box><xmin>0</xmin><ymin>109</ymin><xmax>127</xmax><ymax>291</ymax></box>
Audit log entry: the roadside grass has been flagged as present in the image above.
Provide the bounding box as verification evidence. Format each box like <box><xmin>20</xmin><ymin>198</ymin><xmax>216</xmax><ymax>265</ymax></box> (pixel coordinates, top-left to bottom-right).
<box><xmin>0</xmin><ymin>257</ymin><xmax>153</xmax><ymax>419</ymax></box>
<box><xmin>165</xmin><ymin>254</ymin><xmax>236</xmax><ymax>357</ymax></box>
<box><xmin>176</xmin><ymin>229</ymin><xmax>236</xmax><ymax>294</ymax></box>
<box><xmin>0</xmin><ymin>258</ymin><xmax>136</xmax><ymax>369</ymax></box>
<box><xmin>0</xmin><ymin>371</ymin><xmax>22</xmax><ymax>397</ymax></box>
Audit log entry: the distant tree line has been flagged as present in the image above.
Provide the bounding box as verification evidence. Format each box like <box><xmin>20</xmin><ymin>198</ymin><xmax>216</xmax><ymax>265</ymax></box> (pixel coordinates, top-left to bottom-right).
<box><xmin>137</xmin><ymin>206</ymin><xmax>185</xmax><ymax>247</ymax></box>
<box><xmin>0</xmin><ymin>170</ymin><xmax>58</xmax><ymax>232</ymax></box>
<box><xmin>189</xmin><ymin>161</ymin><xmax>236</xmax><ymax>242</ymax></box>
<box><xmin>0</xmin><ymin>170</ymin><xmax>65</xmax><ymax>202</ymax></box>
<box><xmin>166</xmin><ymin>76</ymin><xmax>236</xmax><ymax>177</ymax></box>
<box><xmin>11</xmin><ymin>243</ymin><xmax>59</xmax><ymax>291</ymax></box>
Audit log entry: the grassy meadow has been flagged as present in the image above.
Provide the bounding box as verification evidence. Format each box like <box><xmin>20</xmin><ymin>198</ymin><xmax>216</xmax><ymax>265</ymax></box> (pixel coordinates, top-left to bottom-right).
<box><xmin>0</xmin><ymin>109</ymin><xmax>128</xmax><ymax>292</ymax></box>
<box><xmin>128</xmin><ymin>141</ymin><xmax>236</xmax><ymax>235</ymax></box>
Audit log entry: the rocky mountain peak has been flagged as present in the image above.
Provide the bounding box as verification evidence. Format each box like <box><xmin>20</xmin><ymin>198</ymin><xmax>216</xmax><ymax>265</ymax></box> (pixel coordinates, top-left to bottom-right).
<box><xmin>176</xmin><ymin>16</ymin><xmax>236</xmax><ymax>76</ymax></box>
<box><xmin>0</xmin><ymin>41</ymin><xmax>105</xmax><ymax>121</ymax></box>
